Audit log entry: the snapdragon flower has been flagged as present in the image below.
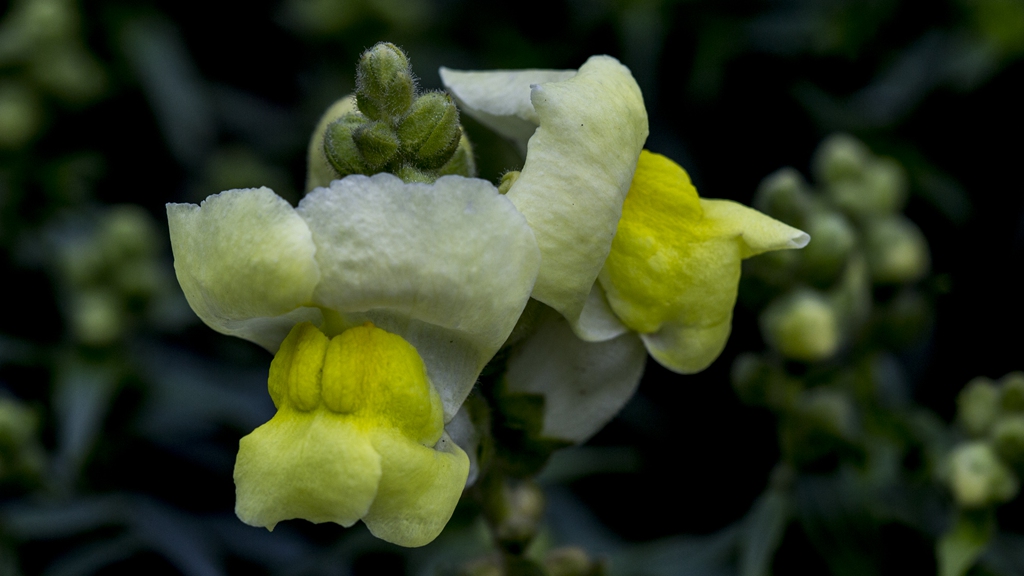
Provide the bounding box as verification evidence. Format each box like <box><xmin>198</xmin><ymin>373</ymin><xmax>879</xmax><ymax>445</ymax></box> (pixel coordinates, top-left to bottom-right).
<box><xmin>443</xmin><ymin>57</ymin><xmax>808</xmax><ymax>442</ymax></box>
<box><xmin>168</xmin><ymin>174</ymin><xmax>539</xmax><ymax>546</ymax></box>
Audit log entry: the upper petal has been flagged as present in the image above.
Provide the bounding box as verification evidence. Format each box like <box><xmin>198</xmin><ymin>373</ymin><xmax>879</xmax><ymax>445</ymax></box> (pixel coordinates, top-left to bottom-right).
<box><xmin>439</xmin><ymin>67</ymin><xmax>577</xmax><ymax>153</ymax></box>
<box><xmin>167</xmin><ymin>188</ymin><xmax>323</xmax><ymax>351</ymax></box>
<box><xmin>505</xmin><ymin>56</ymin><xmax>648</xmax><ymax>330</ymax></box>
<box><xmin>600</xmin><ymin>151</ymin><xmax>808</xmax><ymax>373</ymax></box>
<box><xmin>296</xmin><ymin>173</ymin><xmax>540</xmax><ymax>421</ymax></box>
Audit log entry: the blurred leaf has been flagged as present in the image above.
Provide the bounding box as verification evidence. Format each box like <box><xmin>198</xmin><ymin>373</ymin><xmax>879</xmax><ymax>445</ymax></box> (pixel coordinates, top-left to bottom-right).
<box><xmin>0</xmin><ymin>496</ymin><xmax>125</xmax><ymax>539</ymax></box>
<box><xmin>980</xmin><ymin>532</ymin><xmax>1024</xmax><ymax>575</ymax></box>
<box><xmin>43</xmin><ymin>533</ymin><xmax>141</xmax><ymax>576</ymax></box>
<box><xmin>740</xmin><ymin>488</ymin><xmax>792</xmax><ymax>576</ymax></box>
<box><xmin>51</xmin><ymin>356</ymin><xmax>120</xmax><ymax>492</ymax></box>
<box><xmin>118</xmin><ymin>15</ymin><xmax>215</xmax><ymax>169</ymax></box>
<box><xmin>795</xmin><ymin>473</ymin><xmax>881</xmax><ymax>576</ymax></box>
<box><xmin>611</xmin><ymin>524</ymin><xmax>741</xmax><ymax>576</ymax></box>
<box><xmin>128</xmin><ymin>499</ymin><xmax>223</xmax><ymax>576</ymax></box>
<box><xmin>937</xmin><ymin>509</ymin><xmax>995</xmax><ymax>576</ymax></box>
<box><xmin>537</xmin><ymin>446</ymin><xmax>642</xmax><ymax>485</ymax></box>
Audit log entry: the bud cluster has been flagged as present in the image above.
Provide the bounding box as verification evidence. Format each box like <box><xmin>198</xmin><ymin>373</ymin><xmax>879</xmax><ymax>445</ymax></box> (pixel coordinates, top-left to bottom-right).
<box><xmin>942</xmin><ymin>373</ymin><xmax>1024</xmax><ymax>508</ymax></box>
<box><xmin>52</xmin><ymin>205</ymin><xmax>174</xmax><ymax>347</ymax></box>
<box><xmin>323</xmin><ymin>43</ymin><xmax>474</xmax><ymax>184</ymax></box>
<box><xmin>732</xmin><ymin>134</ymin><xmax>936</xmax><ymax>469</ymax></box>
<box><xmin>0</xmin><ymin>0</ymin><xmax>107</xmax><ymax>150</ymax></box>
<box><xmin>745</xmin><ymin>133</ymin><xmax>931</xmax><ymax>364</ymax></box>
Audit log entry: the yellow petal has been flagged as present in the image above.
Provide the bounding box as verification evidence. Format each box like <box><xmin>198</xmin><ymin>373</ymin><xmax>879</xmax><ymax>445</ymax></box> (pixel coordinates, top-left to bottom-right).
<box><xmin>234</xmin><ymin>410</ymin><xmax>382</xmax><ymax>530</ymax></box>
<box><xmin>600</xmin><ymin>151</ymin><xmax>808</xmax><ymax>373</ymax></box>
<box><xmin>362</xmin><ymin>430</ymin><xmax>469</xmax><ymax>547</ymax></box>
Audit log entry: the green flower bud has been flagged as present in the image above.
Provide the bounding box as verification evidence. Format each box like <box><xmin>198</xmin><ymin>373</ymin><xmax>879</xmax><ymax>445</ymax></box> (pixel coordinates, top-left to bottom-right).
<box><xmin>353</xmin><ymin>121</ymin><xmax>400</xmax><ymax>171</ymax></box>
<box><xmin>482</xmin><ymin>478</ymin><xmax>545</xmax><ymax>554</ymax></box>
<box><xmin>863</xmin><ymin>215</ymin><xmax>930</xmax><ymax>284</ymax></box>
<box><xmin>498</xmin><ymin>171</ymin><xmax>521</xmax><ymax>195</ymax></box>
<box><xmin>958</xmin><ymin>378</ymin><xmax>1001</xmax><ymax>438</ymax></box>
<box><xmin>100</xmin><ymin>205</ymin><xmax>159</xmax><ymax>262</ymax></box>
<box><xmin>355</xmin><ymin>42</ymin><xmax>415</xmax><ymax>121</ymax></box>
<box><xmin>438</xmin><ymin>133</ymin><xmax>477</xmax><ymax>178</ymax></box>
<box><xmin>0</xmin><ymin>81</ymin><xmax>43</xmax><ymax>150</ymax></box>
<box><xmin>813</xmin><ymin>133</ymin><xmax>870</xmax><ymax>185</ymax></box>
<box><xmin>761</xmin><ymin>290</ymin><xmax>842</xmax><ymax>362</ymax></box>
<box><xmin>323</xmin><ymin>113</ymin><xmax>369</xmax><ymax>177</ymax></box>
<box><xmin>398</xmin><ymin>92</ymin><xmax>460</xmax><ymax>160</ymax></box>
<box><xmin>947</xmin><ymin>441</ymin><xmax>1018</xmax><ymax>508</ymax></box>
<box><xmin>827</xmin><ymin>157</ymin><xmax>909</xmax><ymax>219</ymax></box>
<box><xmin>800</xmin><ymin>210</ymin><xmax>857</xmax><ymax>286</ymax></box>
<box><xmin>71</xmin><ymin>289</ymin><xmax>124</xmax><ymax>346</ymax></box>
<box><xmin>753</xmin><ymin>167</ymin><xmax>812</xmax><ymax>228</ymax></box>
<box><xmin>798</xmin><ymin>389</ymin><xmax>856</xmax><ymax>439</ymax></box>
<box><xmin>992</xmin><ymin>415</ymin><xmax>1024</xmax><ymax>469</ymax></box>
<box><xmin>395</xmin><ymin>164</ymin><xmax>433</xmax><ymax>184</ymax></box>
<box><xmin>1001</xmin><ymin>372</ymin><xmax>1024</xmax><ymax>413</ymax></box>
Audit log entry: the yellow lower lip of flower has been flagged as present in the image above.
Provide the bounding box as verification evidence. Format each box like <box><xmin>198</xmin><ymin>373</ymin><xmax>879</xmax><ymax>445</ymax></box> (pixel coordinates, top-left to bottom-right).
<box><xmin>234</xmin><ymin>322</ymin><xmax>469</xmax><ymax>547</ymax></box>
<box><xmin>600</xmin><ymin>150</ymin><xmax>809</xmax><ymax>374</ymax></box>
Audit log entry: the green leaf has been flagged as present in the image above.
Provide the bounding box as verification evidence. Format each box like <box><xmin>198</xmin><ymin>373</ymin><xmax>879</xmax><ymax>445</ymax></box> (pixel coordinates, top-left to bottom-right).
<box><xmin>937</xmin><ymin>509</ymin><xmax>995</xmax><ymax>576</ymax></box>
<box><xmin>740</xmin><ymin>488</ymin><xmax>793</xmax><ymax>576</ymax></box>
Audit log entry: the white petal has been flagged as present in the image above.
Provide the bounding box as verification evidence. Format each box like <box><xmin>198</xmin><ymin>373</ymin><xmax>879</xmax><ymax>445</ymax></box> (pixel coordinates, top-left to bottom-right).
<box><xmin>305</xmin><ymin>95</ymin><xmax>357</xmax><ymax>192</ymax></box>
<box><xmin>504</xmin><ymin>307</ymin><xmax>647</xmax><ymax>443</ymax></box>
<box><xmin>505</xmin><ymin>55</ymin><xmax>648</xmax><ymax>328</ymax></box>
<box><xmin>575</xmin><ymin>281</ymin><xmax>630</xmax><ymax>342</ymax></box>
<box><xmin>439</xmin><ymin>67</ymin><xmax>577</xmax><ymax>153</ymax></box>
<box><xmin>297</xmin><ymin>173</ymin><xmax>540</xmax><ymax>421</ymax></box>
<box><xmin>167</xmin><ymin>188</ymin><xmax>323</xmax><ymax>351</ymax></box>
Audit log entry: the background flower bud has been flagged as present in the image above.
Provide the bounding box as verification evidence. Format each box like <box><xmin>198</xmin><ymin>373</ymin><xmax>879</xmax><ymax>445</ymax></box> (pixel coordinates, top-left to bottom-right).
<box><xmin>947</xmin><ymin>441</ymin><xmax>1019</xmax><ymax>508</ymax></box>
<box><xmin>754</xmin><ymin>167</ymin><xmax>812</xmax><ymax>228</ymax></box>
<box><xmin>958</xmin><ymin>378</ymin><xmax>1001</xmax><ymax>438</ymax></box>
<box><xmin>863</xmin><ymin>215</ymin><xmax>930</xmax><ymax>284</ymax></box>
<box><xmin>761</xmin><ymin>289</ymin><xmax>842</xmax><ymax>362</ymax></box>
<box><xmin>800</xmin><ymin>210</ymin><xmax>857</xmax><ymax>286</ymax></box>
<box><xmin>1001</xmin><ymin>372</ymin><xmax>1024</xmax><ymax>413</ymax></box>
<box><xmin>813</xmin><ymin>133</ymin><xmax>870</xmax><ymax>185</ymax></box>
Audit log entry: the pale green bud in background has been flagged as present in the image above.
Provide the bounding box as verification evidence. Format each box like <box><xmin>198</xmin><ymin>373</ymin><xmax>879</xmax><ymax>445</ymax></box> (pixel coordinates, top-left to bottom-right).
<box><xmin>800</xmin><ymin>210</ymin><xmax>857</xmax><ymax>285</ymax></box>
<box><xmin>352</xmin><ymin>120</ymin><xmax>401</xmax><ymax>170</ymax></box>
<box><xmin>761</xmin><ymin>289</ymin><xmax>842</xmax><ymax>362</ymax></box>
<box><xmin>99</xmin><ymin>205</ymin><xmax>159</xmax><ymax>262</ymax></box>
<box><xmin>29</xmin><ymin>44</ymin><xmax>106</xmax><ymax>104</ymax></box>
<box><xmin>827</xmin><ymin>157</ymin><xmax>908</xmax><ymax>218</ymax></box>
<box><xmin>947</xmin><ymin>441</ymin><xmax>1019</xmax><ymax>508</ymax></box>
<box><xmin>958</xmin><ymin>378</ymin><xmax>1001</xmax><ymax>438</ymax></box>
<box><xmin>991</xmin><ymin>415</ymin><xmax>1024</xmax><ymax>470</ymax></box>
<box><xmin>753</xmin><ymin>167</ymin><xmax>813</xmax><ymax>229</ymax></box>
<box><xmin>1001</xmin><ymin>372</ymin><xmax>1024</xmax><ymax>413</ymax></box>
<box><xmin>0</xmin><ymin>81</ymin><xmax>43</xmax><ymax>150</ymax></box>
<box><xmin>355</xmin><ymin>42</ymin><xmax>415</xmax><ymax>121</ymax></box>
<box><xmin>70</xmin><ymin>288</ymin><xmax>124</xmax><ymax>346</ymax></box>
<box><xmin>863</xmin><ymin>215</ymin><xmax>930</xmax><ymax>284</ymax></box>
<box><xmin>797</xmin><ymin>388</ymin><xmax>857</xmax><ymax>440</ymax></box>
<box><xmin>0</xmin><ymin>397</ymin><xmax>45</xmax><ymax>482</ymax></box>
<box><xmin>482</xmin><ymin>478</ymin><xmax>546</xmax><ymax>554</ymax></box>
<box><xmin>323</xmin><ymin>113</ymin><xmax>369</xmax><ymax>177</ymax></box>
<box><xmin>813</xmin><ymin>133</ymin><xmax>870</xmax><ymax>185</ymax></box>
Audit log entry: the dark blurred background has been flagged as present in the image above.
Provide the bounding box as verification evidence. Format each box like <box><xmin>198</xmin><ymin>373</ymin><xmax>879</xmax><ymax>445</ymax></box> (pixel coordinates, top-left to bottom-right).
<box><xmin>0</xmin><ymin>0</ymin><xmax>1022</xmax><ymax>574</ymax></box>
